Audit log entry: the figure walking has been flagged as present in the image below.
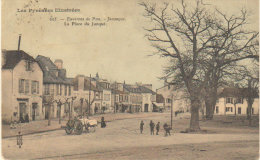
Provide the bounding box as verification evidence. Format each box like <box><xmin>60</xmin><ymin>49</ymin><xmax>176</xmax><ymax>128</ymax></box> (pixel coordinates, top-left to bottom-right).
<box><xmin>101</xmin><ymin>116</ymin><xmax>106</xmax><ymax>128</ymax></box>
<box><xmin>140</xmin><ymin>120</ymin><xmax>144</xmax><ymax>134</ymax></box>
<box><xmin>163</xmin><ymin>123</ymin><xmax>171</xmax><ymax>136</ymax></box>
<box><xmin>149</xmin><ymin>120</ymin><xmax>155</xmax><ymax>135</ymax></box>
<box><xmin>156</xmin><ymin>122</ymin><xmax>160</xmax><ymax>135</ymax></box>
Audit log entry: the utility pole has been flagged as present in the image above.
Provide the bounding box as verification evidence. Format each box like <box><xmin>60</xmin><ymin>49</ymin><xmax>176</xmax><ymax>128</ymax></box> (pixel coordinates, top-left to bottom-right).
<box><xmin>114</xmin><ymin>81</ymin><xmax>117</xmax><ymax>113</ymax></box>
<box><xmin>88</xmin><ymin>74</ymin><xmax>91</xmax><ymax>117</ymax></box>
<box><xmin>171</xmin><ymin>94</ymin><xmax>173</xmax><ymax>129</ymax></box>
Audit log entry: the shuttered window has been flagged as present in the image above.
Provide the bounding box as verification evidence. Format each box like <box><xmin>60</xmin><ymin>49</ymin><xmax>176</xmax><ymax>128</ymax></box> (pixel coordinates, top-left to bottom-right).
<box><xmin>25</xmin><ymin>80</ymin><xmax>29</xmax><ymax>94</ymax></box>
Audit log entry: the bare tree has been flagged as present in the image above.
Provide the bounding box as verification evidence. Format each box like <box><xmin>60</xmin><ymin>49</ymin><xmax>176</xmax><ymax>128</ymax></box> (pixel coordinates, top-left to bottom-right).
<box><xmin>140</xmin><ymin>1</ymin><xmax>217</xmax><ymax>131</ymax></box>
<box><xmin>201</xmin><ymin>8</ymin><xmax>259</xmax><ymax>120</ymax></box>
<box><xmin>140</xmin><ymin>1</ymin><xmax>258</xmax><ymax>130</ymax></box>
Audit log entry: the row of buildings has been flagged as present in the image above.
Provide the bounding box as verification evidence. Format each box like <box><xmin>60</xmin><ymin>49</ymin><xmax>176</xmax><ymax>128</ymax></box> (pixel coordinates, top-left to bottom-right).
<box><xmin>1</xmin><ymin>50</ymin><xmax>157</xmax><ymax>123</ymax></box>
<box><xmin>156</xmin><ymin>81</ymin><xmax>259</xmax><ymax>116</ymax></box>
<box><xmin>2</xmin><ymin>49</ymin><xmax>259</xmax><ymax>123</ymax></box>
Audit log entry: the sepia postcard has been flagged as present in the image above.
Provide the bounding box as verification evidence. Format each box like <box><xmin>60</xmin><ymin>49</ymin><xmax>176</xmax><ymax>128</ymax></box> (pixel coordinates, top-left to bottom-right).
<box><xmin>1</xmin><ymin>0</ymin><xmax>259</xmax><ymax>159</ymax></box>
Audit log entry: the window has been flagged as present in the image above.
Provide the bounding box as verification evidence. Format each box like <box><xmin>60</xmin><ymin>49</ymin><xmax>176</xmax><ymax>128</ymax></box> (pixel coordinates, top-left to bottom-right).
<box><xmin>19</xmin><ymin>79</ymin><xmax>25</xmax><ymax>93</ymax></box>
<box><xmin>119</xmin><ymin>95</ymin><xmax>123</xmax><ymax>102</ymax></box>
<box><xmin>226</xmin><ymin>107</ymin><xmax>233</xmax><ymax>112</ymax></box>
<box><xmin>168</xmin><ymin>85</ymin><xmax>170</xmax><ymax>90</ymax></box>
<box><xmin>226</xmin><ymin>97</ymin><xmax>233</xmax><ymax>104</ymax></box>
<box><xmin>25</xmin><ymin>80</ymin><xmax>29</xmax><ymax>94</ymax></box>
<box><xmin>65</xmin><ymin>85</ymin><xmax>67</xmax><ymax>96</ymax></box>
<box><xmin>69</xmin><ymin>86</ymin><xmax>71</xmax><ymax>96</ymax></box>
<box><xmin>31</xmin><ymin>81</ymin><xmax>39</xmax><ymax>94</ymax></box>
<box><xmin>216</xmin><ymin>106</ymin><xmax>219</xmax><ymax>114</ymax></box>
<box><xmin>56</xmin><ymin>84</ymin><xmax>59</xmax><ymax>95</ymax></box>
<box><xmin>238</xmin><ymin>107</ymin><xmax>241</xmax><ymax>114</ymax></box>
<box><xmin>252</xmin><ymin>108</ymin><xmax>254</xmax><ymax>114</ymax></box>
<box><xmin>116</xmin><ymin>95</ymin><xmax>119</xmax><ymax>102</ymax></box>
<box><xmin>104</xmin><ymin>94</ymin><xmax>110</xmax><ymax>101</ymax></box>
<box><xmin>166</xmin><ymin>98</ymin><xmax>171</xmax><ymax>103</ymax></box>
<box><xmin>60</xmin><ymin>85</ymin><xmax>62</xmax><ymax>95</ymax></box>
<box><xmin>96</xmin><ymin>92</ymin><xmax>100</xmax><ymax>99</ymax></box>
<box><xmin>236</xmin><ymin>98</ymin><xmax>243</xmax><ymax>104</ymax></box>
<box><xmin>125</xmin><ymin>95</ymin><xmax>128</xmax><ymax>102</ymax></box>
<box><xmin>44</xmin><ymin>84</ymin><xmax>50</xmax><ymax>95</ymax></box>
<box><xmin>26</xmin><ymin>61</ymin><xmax>32</xmax><ymax>71</ymax></box>
<box><xmin>37</xmin><ymin>81</ymin><xmax>39</xmax><ymax>94</ymax></box>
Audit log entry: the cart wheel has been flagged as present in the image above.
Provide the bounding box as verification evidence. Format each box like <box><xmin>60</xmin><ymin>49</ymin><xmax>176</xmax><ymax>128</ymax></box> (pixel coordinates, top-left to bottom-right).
<box><xmin>65</xmin><ymin>120</ymin><xmax>74</xmax><ymax>135</ymax></box>
<box><xmin>74</xmin><ymin>121</ymin><xmax>83</xmax><ymax>135</ymax></box>
<box><xmin>65</xmin><ymin>127</ymin><xmax>73</xmax><ymax>135</ymax></box>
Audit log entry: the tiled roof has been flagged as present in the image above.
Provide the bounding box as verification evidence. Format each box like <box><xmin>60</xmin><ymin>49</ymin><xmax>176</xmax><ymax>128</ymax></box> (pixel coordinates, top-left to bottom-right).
<box><xmin>2</xmin><ymin>50</ymin><xmax>36</xmax><ymax>69</ymax></box>
<box><xmin>156</xmin><ymin>94</ymin><xmax>164</xmax><ymax>103</ymax></box>
<box><xmin>138</xmin><ymin>85</ymin><xmax>156</xmax><ymax>94</ymax></box>
<box><xmin>36</xmin><ymin>55</ymin><xmax>71</xmax><ymax>85</ymax></box>
<box><xmin>124</xmin><ymin>84</ymin><xmax>155</xmax><ymax>94</ymax></box>
<box><xmin>218</xmin><ymin>87</ymin><xmax>259</xmax><ymax>98</ymax></box>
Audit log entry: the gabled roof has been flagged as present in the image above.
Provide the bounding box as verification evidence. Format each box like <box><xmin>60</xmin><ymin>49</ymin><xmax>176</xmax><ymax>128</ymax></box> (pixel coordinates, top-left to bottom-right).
<box><xmin>138</xmin><ymin>85</ymin><xmax>156</xmax><ymax>94</ymax></box>
<box><xmin>124</xmin><ymin>84</ymin><xmax>142</xmax><ymax>93</ymax></box>
<box><xmin>2</xmin><ymin>50</ymin><xmax>36</xmax><ymax>69</ymax></box>
<box><xmin>123</xmin><ymin>84</ymin><xmax>156</xmax><ymax>94</ymax></box>
<box><xmin>156</xmin><ymin>94</ymin><xmax>164</xmax><ymax>103</ymax></box>
<box><xmin>218</xmin><ymin>87</ymin><xmax>259</xmax><ymax>98</ymax></box>
<box><xmin>36</xmin><ymin>55</ymin><xmax>71</xmax><ymax>85</ymax></box>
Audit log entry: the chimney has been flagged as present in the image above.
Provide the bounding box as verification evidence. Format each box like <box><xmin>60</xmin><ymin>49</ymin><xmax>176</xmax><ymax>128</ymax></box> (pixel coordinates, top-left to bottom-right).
<box><xmin>54</xmin><ymin>59</ymin><xmax>63</xmax><ymax>69</ymax></box>
<box><xmin>78</xmin><ymin>75</ymin><xmax>85</xmax><ymax>91</ymax></box>
<box><xmin>18</xmin><ymin>34</ymin><xmax>21</xmax><ymax>51</ymax></box>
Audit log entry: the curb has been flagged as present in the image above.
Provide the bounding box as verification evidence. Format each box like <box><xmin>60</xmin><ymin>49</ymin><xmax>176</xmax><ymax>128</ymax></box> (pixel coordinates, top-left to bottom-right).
<box><xmin>2</xmin><ymin>127</ymin><xmax>63</xmax><ymax>139</ymax></box>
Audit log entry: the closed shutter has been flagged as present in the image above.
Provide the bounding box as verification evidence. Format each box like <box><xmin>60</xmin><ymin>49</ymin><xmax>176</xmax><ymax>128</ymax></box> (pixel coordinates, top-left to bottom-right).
<box><xmin>25</xmin><ymin>80</ymin><xmax>29</xmax><ymax>94</ymax></box>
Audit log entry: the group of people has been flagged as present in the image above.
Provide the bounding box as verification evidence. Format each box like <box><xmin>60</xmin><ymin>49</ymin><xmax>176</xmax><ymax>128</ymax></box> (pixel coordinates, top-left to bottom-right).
<box><xmin>140</xmin><ymin>120</ymin><xmax>171</xmax><ymax>136</ymax></box>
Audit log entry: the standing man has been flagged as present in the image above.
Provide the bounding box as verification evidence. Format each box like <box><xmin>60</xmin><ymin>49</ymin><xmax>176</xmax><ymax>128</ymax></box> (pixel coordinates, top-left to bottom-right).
<box><xmin>156</xmin><ymin>122</ymin><xmax>160</xmax><ymax>135</ymax></box>
<box><xmin>149</xmin><ymin>120</ymin><xmax>155</xmax><ymax>135</ymax></box>
<box><xmin>140</xmin><ymin>120</ymin><xmax>144</xmax><ymax>134</ymax></box>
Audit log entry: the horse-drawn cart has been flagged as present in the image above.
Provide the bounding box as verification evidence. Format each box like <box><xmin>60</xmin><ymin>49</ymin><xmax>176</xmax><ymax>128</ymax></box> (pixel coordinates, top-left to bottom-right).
<box><xmin>65</xmin><ymin>117</ymin><xmax>98</xmax><ymax>135</ymax></box>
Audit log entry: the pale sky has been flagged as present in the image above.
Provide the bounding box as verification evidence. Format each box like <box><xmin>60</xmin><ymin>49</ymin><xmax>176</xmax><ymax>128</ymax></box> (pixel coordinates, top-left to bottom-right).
<box><xmin>1</xmin><ymin>0</ymin><xmax>259</xmax><ymax>90</ymax></box>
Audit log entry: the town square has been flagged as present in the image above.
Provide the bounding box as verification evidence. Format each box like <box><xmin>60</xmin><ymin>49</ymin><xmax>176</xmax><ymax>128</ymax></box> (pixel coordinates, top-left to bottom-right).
<box><xmin>1</xmin><ymin>0</ymin><xmax>259</xmax><ymax>159</ymax></box>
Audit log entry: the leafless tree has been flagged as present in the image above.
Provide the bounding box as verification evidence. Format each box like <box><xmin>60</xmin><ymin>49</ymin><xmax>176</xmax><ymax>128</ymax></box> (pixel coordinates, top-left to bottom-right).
<box><xmin>140</xmin><ymin>0</ymin><xmax>258</xmax><ymax>130</ymax></box>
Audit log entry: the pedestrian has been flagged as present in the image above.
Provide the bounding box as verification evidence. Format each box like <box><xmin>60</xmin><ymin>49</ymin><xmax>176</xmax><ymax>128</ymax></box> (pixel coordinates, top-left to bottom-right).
<box><xmin>149</xmin><ymin>120</ymin><xmax>155</xmax><ymax>135</ymax></box>
<box><xmin>163</xmin><ymin>123</ymin><xmax>170</xmax><ymax>136</ymax></box>
<box><xmin>156</xmin><ymin>122</ymin><xmax>160</xmax><ymax>135</ymax></box>
<box><xmin>101</xmin><ymin>116</ymin><xmax>106</xmax><ymax>128</ymax></box>
<box><xmin>140</xmin><ymin>120</ymin><xmax>144</xmax><ymax>134</ymax></box>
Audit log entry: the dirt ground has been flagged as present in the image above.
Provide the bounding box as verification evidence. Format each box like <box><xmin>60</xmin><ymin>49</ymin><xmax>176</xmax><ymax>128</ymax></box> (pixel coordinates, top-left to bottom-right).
<box><xmin>1</xmin><ymin>112</ymin><xmax>259</xmax><ymax>160</ymax></box>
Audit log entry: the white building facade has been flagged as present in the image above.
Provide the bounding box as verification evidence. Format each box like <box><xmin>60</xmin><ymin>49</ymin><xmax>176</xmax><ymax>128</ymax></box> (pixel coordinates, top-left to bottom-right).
<box><xmin>2</xmin><ymin>50</ymin><xmax>43</xmax><ymax>123</ymax></box>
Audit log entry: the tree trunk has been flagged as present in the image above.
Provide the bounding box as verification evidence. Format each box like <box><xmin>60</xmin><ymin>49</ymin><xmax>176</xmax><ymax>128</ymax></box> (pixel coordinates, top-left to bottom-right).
<box><xmin>48</xmin><ymin>104</ymin><xmax>52</xmax><ymax>126</ymax></box>
<box><xmin>58</xmin><ymin>105</ymin><xmax>61</xmax><ymax>124</ymax></box>
<box><xmin>71</xmin><ymin>100</ymin><xmax>74</xmax><ymax>119</ymax></box>
<box><xmin>205</xmin><ymin>100</ymin><xmax>212</xmax><ymax>120</ymax></box>
<box><xmin>189</xmin><ymin>99</ymin><xmax>200</xmax><ymax>131</ymax></box>
<box><xmin>68</xmin><ymin>102</ymin><xmax>71</xmax><ymax>120</ymax></box>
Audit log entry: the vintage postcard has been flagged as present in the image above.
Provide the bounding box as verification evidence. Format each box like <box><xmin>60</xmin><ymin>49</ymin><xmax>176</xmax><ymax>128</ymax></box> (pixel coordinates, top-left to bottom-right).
<box><xmin>1</xmin><ymin>0</ymin><xmax>259</xmax><ymax>159</ymax></box>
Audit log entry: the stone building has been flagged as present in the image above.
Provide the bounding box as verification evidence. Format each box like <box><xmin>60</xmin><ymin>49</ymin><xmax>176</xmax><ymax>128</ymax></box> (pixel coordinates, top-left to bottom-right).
<box><xmin>36</xmin><ymin>55</ymin><xmax>73</xmax><ymax>120</ymax></box>
<box><xmin>214</xmin><ymin>88</ymin><xmax>259</xmax><ymax>115</ymax></box>
<box><xmin>2</xmin><ymin>50</ymin><xmax>43</xmax><ymax>123</ymax></box>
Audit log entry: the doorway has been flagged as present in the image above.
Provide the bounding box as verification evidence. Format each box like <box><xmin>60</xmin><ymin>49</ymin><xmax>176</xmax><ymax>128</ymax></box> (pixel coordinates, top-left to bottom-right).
<box><xmin>19</xmin><ymin>103</ymin><xmax>26</xmax><ymax>122</ymax></box>
<box><xmin>32</xmin><ymin>103</ymin><xmax>38</xmax><ymax>121</ymax></box>
<box><xmin>144</xmin><ymin>104</ymin><xmax>149</xmax><ymax>112</ymax></box>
